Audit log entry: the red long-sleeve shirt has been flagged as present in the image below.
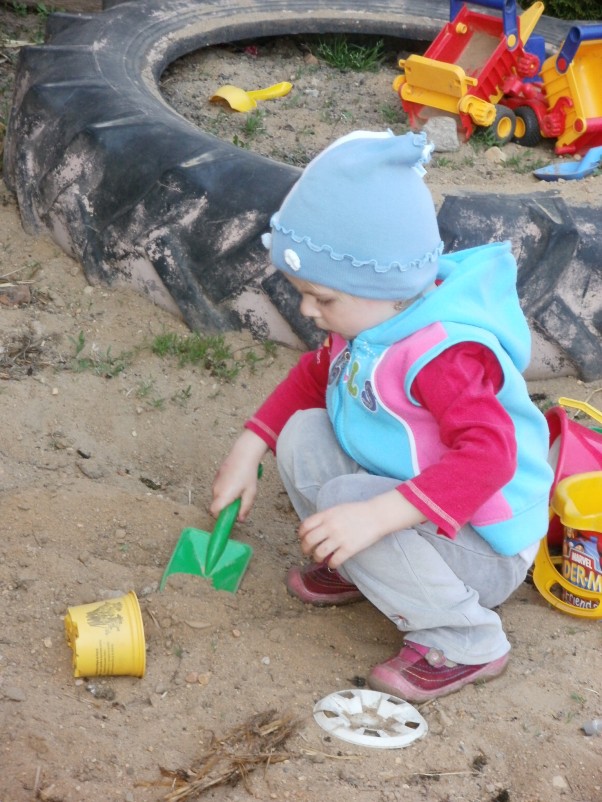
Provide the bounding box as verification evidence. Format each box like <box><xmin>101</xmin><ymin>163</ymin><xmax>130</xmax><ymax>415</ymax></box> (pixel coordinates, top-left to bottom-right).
<box><xmin>246</xmin><ymin>340</ymin><xmax>517</xmax><ymax>538</ymax></box>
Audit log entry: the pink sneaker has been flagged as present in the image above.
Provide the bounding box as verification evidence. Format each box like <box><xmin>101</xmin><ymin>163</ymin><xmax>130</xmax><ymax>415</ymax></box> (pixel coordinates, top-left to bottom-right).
<box><xmin>286</xmin><ymin>562</ymin><xmax>364</xmax><ymax>606</ymax></box>
<box><xmin>368</xmin><ymin>640</ymin><xmax>509</xmax><ymax>702</ymax></box>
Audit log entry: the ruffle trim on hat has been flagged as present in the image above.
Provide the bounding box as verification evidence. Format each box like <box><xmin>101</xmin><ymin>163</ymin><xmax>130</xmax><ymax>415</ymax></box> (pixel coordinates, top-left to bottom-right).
<box><xmin>270</xmin><ymin>220</ymin><xmax>444</xmax><ymax>274</ymax></box>
<box><xmin>413</xmin><ymin>136</ymin><xmax>434</xmax><ymax>178</ymax></box>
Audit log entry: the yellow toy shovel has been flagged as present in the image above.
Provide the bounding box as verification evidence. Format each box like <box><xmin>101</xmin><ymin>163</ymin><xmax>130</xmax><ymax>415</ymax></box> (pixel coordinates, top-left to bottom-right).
<box><xmin>558</xmin><ymin>396</ymin><xmax>602</xmax><ymax>426</ymax></box>
<box><xmin>210</xmin><ymin>81</ymin><xmax>292</xmax><ymax>112</ymax></box>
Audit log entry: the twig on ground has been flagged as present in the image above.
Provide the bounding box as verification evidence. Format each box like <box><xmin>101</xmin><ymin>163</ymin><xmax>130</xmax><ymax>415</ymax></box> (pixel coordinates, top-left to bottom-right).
<box><xmin>161</xmin><ymin>709</ymin><xmax>301</xmax><ymax>801</ymax></box>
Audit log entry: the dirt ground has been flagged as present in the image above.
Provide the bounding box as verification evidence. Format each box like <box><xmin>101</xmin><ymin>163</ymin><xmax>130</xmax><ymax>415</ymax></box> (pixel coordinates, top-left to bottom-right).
<box><xmin>1</xmin><ymin>11</ymin><xmax>602</xmax><ymax>802</ymax></box>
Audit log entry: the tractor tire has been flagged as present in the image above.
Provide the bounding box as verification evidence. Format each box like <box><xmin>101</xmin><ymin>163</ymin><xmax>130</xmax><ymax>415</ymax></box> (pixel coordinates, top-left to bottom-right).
<box><xmin>513</xmin><ymin>106</ymin><xmax>543</xmax><ymax>148</ymax></box>
<box><xmin>4</xmin><ymin>0</ymin><xmax>599</xmax><ymax>378</ymax></box>
<box><xmin>3</xmin><ymin>0</ymin><xmax>452</xmax><ymax>350</ymax></box>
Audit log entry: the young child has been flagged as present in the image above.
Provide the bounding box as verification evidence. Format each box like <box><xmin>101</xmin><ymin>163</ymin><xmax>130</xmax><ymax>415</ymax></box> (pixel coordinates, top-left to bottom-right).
<box><xmin>210</xmin><ymin>130</ymin><xmax>553</xmax><ymax>702</ymax></box>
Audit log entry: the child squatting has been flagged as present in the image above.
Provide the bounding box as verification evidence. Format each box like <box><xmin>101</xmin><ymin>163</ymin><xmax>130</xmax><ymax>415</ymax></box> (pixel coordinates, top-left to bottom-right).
<box><xmin>210</xmin><ymin>130</ymin><xmax>554</xmax><ymax>703</ymax></box>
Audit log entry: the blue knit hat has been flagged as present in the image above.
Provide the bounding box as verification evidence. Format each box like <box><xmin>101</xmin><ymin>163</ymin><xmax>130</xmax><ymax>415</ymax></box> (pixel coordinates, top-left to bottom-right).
<box><xmin>262</xmin><ymin>130</ymin><xmax>443</xmax><ymax>300</ymax></box>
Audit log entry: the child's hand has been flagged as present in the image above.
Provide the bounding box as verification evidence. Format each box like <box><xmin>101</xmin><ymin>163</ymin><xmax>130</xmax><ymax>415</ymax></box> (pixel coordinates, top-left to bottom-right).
<box><xmin>298</xmin><ymin>490</ymin><xmax>426</xmax><ymax>568</ymax></box>
<box><xmin>210</xmin><ymin>430</ymin><xmax>268</xmax><ymax>521</ymax></box>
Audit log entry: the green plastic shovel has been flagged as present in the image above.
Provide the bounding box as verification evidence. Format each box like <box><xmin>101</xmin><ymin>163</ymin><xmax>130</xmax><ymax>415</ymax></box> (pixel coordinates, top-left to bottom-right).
<box><xmin>159</xmin><ymin>497</ymin><xmax>253</xmax><ymax>593</ymax></box>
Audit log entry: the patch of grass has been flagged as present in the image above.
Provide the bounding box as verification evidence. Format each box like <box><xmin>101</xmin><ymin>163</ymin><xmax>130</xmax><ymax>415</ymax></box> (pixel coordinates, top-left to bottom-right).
<box><xmin>379</xmin><ymin>103</ymin><xmax>401</xmax><ymax>125</ymax></box>
<box><xmin>241</xmin><ymin>109</ymin><xmax>265</xmax><ymax>138</ymax></box>
<box><xmin>503</xmin><ymin>152</ymin><xmax>548</xmax><ymax>174</ymax></box>
<box><xmin>68</xmin><ymin>331</ymin><xmax>132</xmax><ymax>378</ymax></box>
<box><xmin>469</xmin><ymin>127</ymin><xmax>500</xmax><ymax>151</ymax></box>
<box><xmin>151</xmin><ymin>331</ymin><xmax>277</xmax><ymax>381</ymax></box>
<box><xmin>314</xmin><ymin>35</ymin><xmax>385</xmax><ymax>72</ymax></box>
<box><xmin>133</xmin><ymin>378</ymin><xmax>166</xmax><ymax>409</ymax></box>
<box><xmin>34</xmin><ymin>2</ymin><xmax>52</xmax><ymax>20</ymax></box>
<box><xmin>10</xmin><ymin>1</ymin><xmax>28</xmax><ymax>16</ymax></box>
<box><xmin>135</xmin><ymin>378</ymin><xmax>156</xmax><ymax>399</ymax></box>
<box><xmin>151</xmin><ymin>332</ymin><xmax>241</xmax><ymax>380</ymax></box>
<box><xmin>171</xmin><ymin>385</ymin><xmax>193</xmax><ymax>407</ymax></box>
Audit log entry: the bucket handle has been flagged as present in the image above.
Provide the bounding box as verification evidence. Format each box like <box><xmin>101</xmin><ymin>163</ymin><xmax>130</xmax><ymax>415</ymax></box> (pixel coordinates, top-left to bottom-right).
<box><xmin>558</xmin><ymin>397</ymin><xmax>602</xmax><ymax>426</ymax></box>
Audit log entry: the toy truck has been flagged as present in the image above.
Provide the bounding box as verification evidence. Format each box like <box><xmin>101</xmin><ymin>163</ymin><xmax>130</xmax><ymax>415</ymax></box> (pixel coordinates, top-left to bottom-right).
<box><xmin>393</xmin><ymin>0</ymin><xmax>545</xmax><ymax>145</ymax></box>
<box><xmin>503</xmin><ymin>23</ymin><xmax>602</xmax><ymax>154</ymax></box>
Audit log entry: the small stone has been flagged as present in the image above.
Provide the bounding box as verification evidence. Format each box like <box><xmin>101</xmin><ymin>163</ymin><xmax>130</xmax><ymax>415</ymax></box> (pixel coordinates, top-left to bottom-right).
<box><xmin>261</xmin><ymin>656</ymin><xmax>270</xmax><ymax>665</ymax></box>
<box><xmin>552</xmin><ymin>775</ymin><xmax>569</xmax><ymax>789</ymax></box>
<box><xmin>424</xmin><ymin>115</ymin><xmax>460</xmax><ymax>152</ymax></box>
<box><xmin>185</xmin><ymin>671</ymin><xmax>198</xmax><ymax>683</ymax></box>
<box><xmin>184</xmin><ymin>620</ymin><xmax>211</xmax><ymax>630</ymax></box>
<box><xmin>232</xmin><ymin>628</ymin><xmax>241</xmax><ymax>638</ymax></box>
<box><xmin>485</xmin><ymin>146</ymin><xmax>507</xmax><ymax>164</ymax></box>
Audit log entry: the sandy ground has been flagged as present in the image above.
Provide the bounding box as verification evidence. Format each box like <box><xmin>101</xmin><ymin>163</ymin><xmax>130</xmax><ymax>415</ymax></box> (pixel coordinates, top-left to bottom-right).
<box><xmin>1</xmin><ymin>18</ymin><xmax>602</xmax><ymax>802</ymax></box>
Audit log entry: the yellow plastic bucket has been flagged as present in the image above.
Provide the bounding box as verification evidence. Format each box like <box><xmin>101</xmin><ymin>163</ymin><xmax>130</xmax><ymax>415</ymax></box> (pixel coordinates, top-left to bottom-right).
<box><xmin>64</xmin><ymin>591</ymin><xmax>146</xmax><ymax>677</ymax></box>
<box><xmin>533</xmin><ymin>472</ymin><xmax>602</xmax><ymax>618</ymax></box>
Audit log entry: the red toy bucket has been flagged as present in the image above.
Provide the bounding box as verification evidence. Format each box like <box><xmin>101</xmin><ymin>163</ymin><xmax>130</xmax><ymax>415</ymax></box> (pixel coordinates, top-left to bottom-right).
<box><xmin>546</xmin><ymin>403</ymin><xmax>602</xmax><ymax>546</ymax></box>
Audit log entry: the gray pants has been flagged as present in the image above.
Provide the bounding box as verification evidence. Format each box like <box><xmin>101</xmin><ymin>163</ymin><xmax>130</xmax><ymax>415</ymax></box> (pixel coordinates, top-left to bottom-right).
<box><xmin>276</xmin><ymin>409</ymin><xmax>530</xmax><ymax>665</ymax></box>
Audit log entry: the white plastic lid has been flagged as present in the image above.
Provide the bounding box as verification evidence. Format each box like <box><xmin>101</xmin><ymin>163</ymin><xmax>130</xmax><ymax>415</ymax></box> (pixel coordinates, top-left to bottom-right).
<box><xmin>313</xmin><ymin>688</ymin><xmax>428</xmax><ymax>749</ymax></box>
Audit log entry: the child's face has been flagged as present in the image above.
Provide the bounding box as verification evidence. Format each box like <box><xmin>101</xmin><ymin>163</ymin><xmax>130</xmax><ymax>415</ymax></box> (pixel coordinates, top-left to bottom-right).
<box><xmin>287</xmin><ymin>276</ymin><xmax>400</xmax><ymax>340</ymax></box>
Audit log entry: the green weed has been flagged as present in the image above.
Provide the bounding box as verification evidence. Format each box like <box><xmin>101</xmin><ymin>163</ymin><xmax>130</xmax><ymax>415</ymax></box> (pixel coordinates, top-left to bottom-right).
<box><xmin>151</xmin><ymin>332</ymin><xmax>277</xmax><ymax>381</ymax></box>
<box><xmin>10</xmin><ymin>1</ymin><xmax>28</xmax><ymax>15</ymax></box>
<box><xmin>35</xmin><ymin>2</ymin><xmax>51</xmax><ymax>19</ymax></box>
<box><xmin>171</xmin><ymin>385</ymin><xmax>192</xmax><ymax>406</ymax></box>
<box><xmin>470</xmin><ymin>127</ymin><xmax>500</xmax><ymax>151</ymax></box>
<box><xmin>151</xmin><ymin>332</ymin><xmax>241</xmax><ymax>380</ymax></box>
<box><xmin>380</xmin><ymin>103</ymin><xmax>400</xmax><ymax>125</ymax></box>
<box><xmin>135</xmin><ymin>378</ymin><xmax>155</xmax><ymax>399</ymax></box>
<box><xmin>314</xmin><ymin>35</ymin><xmax>385</xmax><ymax>72</ymax></box>
<box><xmin>68</xmin><ymin>331</ymin><xmax>132</xmax><ymax>377</ymax></box>
<box><xmin>133</xmin><ymin>378</ymin><xmax>167</xmax><ymax>408</ymax></box>
<box><xmin>503</xmin><ymin>153</ymin><xmax>547</xmax><ymax>174</ymax></box>
<box><xmin>241</xmin><ymin>109</ymin><xmax>265</xmax><ymax>138</ymax></box>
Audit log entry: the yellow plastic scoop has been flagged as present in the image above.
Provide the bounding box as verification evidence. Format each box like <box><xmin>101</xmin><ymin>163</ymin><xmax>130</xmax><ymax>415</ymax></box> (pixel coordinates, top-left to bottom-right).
<box><xmin>210</xmin><ymin>81</ymin><xmax>292</xmax><ymax>112</ymax></box>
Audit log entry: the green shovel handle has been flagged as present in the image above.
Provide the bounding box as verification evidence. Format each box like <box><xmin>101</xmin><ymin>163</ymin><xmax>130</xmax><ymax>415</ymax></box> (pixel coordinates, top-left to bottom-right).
<box><xmin>204</xmin><ymin>464</ymin><xmax>263</xmax><ymax>574</ymax></box>
<box><xmin>205</xmin><ymin>498</ymin><xmax>241</xmax><ymax>574</ymax></box>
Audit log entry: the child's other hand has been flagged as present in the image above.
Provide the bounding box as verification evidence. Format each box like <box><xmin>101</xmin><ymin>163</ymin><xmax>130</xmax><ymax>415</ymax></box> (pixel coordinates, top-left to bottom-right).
<box><xmin>210</xmin><ymin>430</ymin><xmax>268</xmax><ymax>521</ymax></box>
<box><xmin>298</xmin><ymin>490</ymin><xmax>425</xmax><ymax>568</ymax></box>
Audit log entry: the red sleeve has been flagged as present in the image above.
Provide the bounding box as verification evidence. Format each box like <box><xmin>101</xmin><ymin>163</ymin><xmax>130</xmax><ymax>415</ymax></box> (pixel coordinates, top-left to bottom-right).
<box><xmin>244</xmin><ymin>340</ymin><xmax>330</xmax><ymax>451</ymax></box>
<box><xmin>397</xmin><ymin>342</ymin><xmax>517</xmax><ymax>537</ymax></box>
